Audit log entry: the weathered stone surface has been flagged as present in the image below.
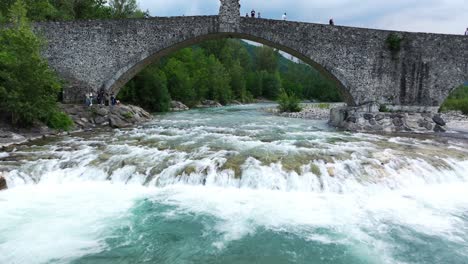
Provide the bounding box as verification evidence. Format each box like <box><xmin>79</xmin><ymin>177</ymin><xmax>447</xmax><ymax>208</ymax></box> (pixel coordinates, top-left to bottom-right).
<box><xmin>61</xmin><ymin>104</ymin><xmax>151</xmax><ymax>129</ymax></box>
<box><xmin>197</xmin><ymin>100</ymin><xmax>223</xmax><ymax>108</ymax></box>
<box><xmin>432</xmin><ymin>114</ymin><xmax>446</xmax><ymax>126</ymax></box>
<box><xmin>329</xmin><ymin>106</ymin><xmax>451</xmax><ymax>134</ymax></box>
<box><xmin>434</xmin><ymin>124</ymin><xmax>446</xmax><ymax>133</ymax></box>
<box><xmin>94</xmin><ymin>116</ymin><xmax>108</xmax><ymax>125</ymax></box>
<box><xmin>109</xmin><ymin>116</ymin><xmax>131</xmax><ymax>128</ymax></box>
<box><xmin>375</xmin><ymin>114</ymin><xmax>385</xmax><ymax>121</ymax></box>
<box><xmin>392</xmin><ymin>118</ymin><xmax>404</xmax><ymax>127</ymax></box>
<box><xmin>363</xmin><ymin>113</ymin><xmax>373</xmax><ymax>120</ymax></box>
<box><xmin>95</xmin><ymin>107</ymin><xmax>109</xmax><ymax>116</ymax></box>
<box><xmin>0</xmin><ymin>174</ymin><xmax>7</xmax><ymax>191</ymax></box>
<box><xmin>34</xmin><ymin>0</ymin><xmax>467</xmax><ymax>107</ymax></box>
<box><xmin>346</xmin><ymin>116</ymin><xmax>357</xmax><ymax>123</ymax></box>
<box><xmin>170</xmin><ymin>101</ymin><xmax>189</xmax><ymax>111</ymax></box>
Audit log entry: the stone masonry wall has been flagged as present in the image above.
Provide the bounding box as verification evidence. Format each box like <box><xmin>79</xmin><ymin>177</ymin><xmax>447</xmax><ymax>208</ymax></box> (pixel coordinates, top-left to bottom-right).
<box><xmin>33</xmin><ymin>10</ymin><xmax>467</xmax><ymax>106</ymax></box>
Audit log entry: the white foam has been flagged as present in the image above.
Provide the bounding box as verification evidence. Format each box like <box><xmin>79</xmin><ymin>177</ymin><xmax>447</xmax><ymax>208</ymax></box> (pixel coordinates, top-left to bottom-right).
<box><xmin>0</xmin><ymin>182</ymin><xmax>154</xmax><ymax>264</ymax></box>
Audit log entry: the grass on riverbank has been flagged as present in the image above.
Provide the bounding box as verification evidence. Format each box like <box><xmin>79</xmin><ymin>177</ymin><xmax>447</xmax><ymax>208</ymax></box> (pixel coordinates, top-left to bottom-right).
<box><xmin>440</xmin><ymin>86</ymin><xmax>468</xmax><ymax>115</ymax></box>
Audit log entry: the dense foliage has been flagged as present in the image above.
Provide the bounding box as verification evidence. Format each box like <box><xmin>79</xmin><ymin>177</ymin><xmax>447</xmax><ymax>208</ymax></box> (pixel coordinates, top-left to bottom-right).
<box><xmin>0</xmin><ymin>0</ymin><xmax>146</xmax><ymax>22</ymax></box>
<box><xmin>277</xmin><ymin>89</ymin><xmax>302</xmax><ymax>113</ymax></box>
<box><xmin>0</xmin><ymin>0</ymin><xmax>145</xmax><ymax>129</ymax></box>
<box><xmin>0</xmin><ymin>0</ymin><xmax>72</xmax><ymax>129</ymax></box>
<box><xmin>120</xmin><ymin>39</ymin><xmax>342</xmax><ymax>112</ymax></box>
<box><xmin>440</xmin><ymin>85</ymin><xmax>468</xmax><ymax>115</ymax></box>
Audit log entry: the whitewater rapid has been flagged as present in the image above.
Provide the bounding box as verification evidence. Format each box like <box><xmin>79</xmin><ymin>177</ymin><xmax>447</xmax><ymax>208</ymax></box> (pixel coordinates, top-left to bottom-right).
<box><xmin>1</xmin><ymin>104</ymin><xmax>468</xmax><ymax>264</ymax></box>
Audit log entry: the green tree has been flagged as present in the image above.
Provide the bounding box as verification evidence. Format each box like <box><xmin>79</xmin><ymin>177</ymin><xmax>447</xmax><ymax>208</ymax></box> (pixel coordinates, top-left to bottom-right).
<box><xmin>163</xmin><ymin>58</ymin><xmax>196</xmax><ymax>106</ymax></box>
<box><xmin>206</xmin><ymin>55</ymin><xmax>231</xmax><ymax>104</ymax></box>
<box><xmin>0</xmin><ymin>0</ymin><xmax>71</xmax><ymax>129</ymax></box>
<box><xmin>261</xmin><ymin>71</ymin><xmax>282</xmax><ymax>99</ymax></box>
<box><xmin>255</xmin><ymin>45</ymin><xmax>279</xmax><ymax>73</ymax></box>
<box><xmin>109</xmin><ymin>0</ymin><xmax>138</xmax><ymax>18</ymax></box>
<box><xmin>120</xmin><ymin>68</ymin><xmax>170</xmax><ymax>112</ymax></box>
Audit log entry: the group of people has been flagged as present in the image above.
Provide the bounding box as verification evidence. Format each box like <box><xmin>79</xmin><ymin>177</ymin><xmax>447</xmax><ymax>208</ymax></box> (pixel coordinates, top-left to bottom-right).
<box><xmin>244</xmin><ymin>11</ymin><xmax>336</xmax><ymax>25</ymax></box>
<box><xmin>246</xmin><ymin>9</ymin><xmax>261</xmax><ymax>18</ymax></box>
<box><xmin>85</xmin><ymin>89</ymin><xmax>118</xmax><ymax>107</ymax></box>
<box><xmin>246</xmin><ymin>10</ymin><xmax>289</xmax><ymax>20</ymax></box>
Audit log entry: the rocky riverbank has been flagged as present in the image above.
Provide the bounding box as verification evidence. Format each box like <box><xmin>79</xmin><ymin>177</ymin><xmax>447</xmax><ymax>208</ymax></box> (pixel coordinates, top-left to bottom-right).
<box><xmin>329</xmin><ymin>105</ymin><xmax>468</xmax><ymax>134</ymax></box>
<box><xmin>264</xmin><ymin>103</ymin><xmax>346</xmax><ymax>120</ymax></box>
<box><xmin>264</xmin><ymin>102</ymin><xmax>468</xmax><ymax>135</ymax></box>
<box><xmin>0</xmin><ymin>104</ymin><xmax>152</xmax><ymax>148</ymax></box>
<box><xmin>61</xmin><ymin>104</ymin><xmax>151</xmax><ymax>130</ymax></box>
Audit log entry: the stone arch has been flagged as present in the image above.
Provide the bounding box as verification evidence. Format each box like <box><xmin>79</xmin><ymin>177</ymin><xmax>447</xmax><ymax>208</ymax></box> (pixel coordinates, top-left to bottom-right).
<box><xmin>106</xmin><ymin>32</ymin><xmax>356</xmax><ymax>105</ymax></box>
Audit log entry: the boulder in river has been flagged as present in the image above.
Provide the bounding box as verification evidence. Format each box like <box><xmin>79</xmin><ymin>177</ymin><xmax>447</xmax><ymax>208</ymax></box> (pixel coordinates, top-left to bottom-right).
<box><xmin>170</xmin><ymin>101</ymin><xmax>189</xmax><ymax>111</ymax></box>
<box><xmin>432</xmin><ymin>114</ymin><xmax>446</xmax><ymax>126</ymax></box>
<box><xmin>0</xmin><ymin>174</ymin><xmax>7</xmax><ymax>191</ymax></box>
<box><xmin>197</xmin><ymin>100</ymin><xmax>222</xmax><ymax>108</ymax></box>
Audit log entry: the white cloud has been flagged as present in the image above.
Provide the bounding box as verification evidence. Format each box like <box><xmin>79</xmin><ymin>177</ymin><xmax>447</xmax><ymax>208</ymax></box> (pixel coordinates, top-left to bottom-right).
<box><xmin>138</xmin><ymin>0</ymin><xmax>467</xmax><ymax>34</ymax></box>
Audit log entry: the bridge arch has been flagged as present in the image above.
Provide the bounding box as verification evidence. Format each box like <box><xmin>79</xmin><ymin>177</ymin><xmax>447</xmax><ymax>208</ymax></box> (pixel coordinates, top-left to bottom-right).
<box><xmin>105</xmin><ymin>31</ymin><xmax>355</xmax><ymax>105</ymax></box>
<box><xmin>36</xmin><ymin>12</ymin><xmax>467</xmax><ymax>107</ymax></box>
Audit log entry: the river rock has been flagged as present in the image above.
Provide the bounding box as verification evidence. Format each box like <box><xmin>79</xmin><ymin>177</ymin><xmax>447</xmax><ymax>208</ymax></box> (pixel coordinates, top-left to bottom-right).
<box><xmin>432</xmin><ymin>114</ymin><xmax>446</xmax><ymax>126</ymax></box>
<box><xmin>434</xmin><ymin>124</ymin><xmax>446</xmax><ymax>133</ymax></box>
<box><xmin>346</xmin><ymin>116</ymin><xmax>357</xmax><ymax>123</ymax></box>
<box><xmin>392</xmin><ymin>117</ymin><xmax>404</xmax><ymax>127</ymax></box>
<box><xmin>198</xmin><ymin>100</ymin><xmax>222</xmax><ymax>108</ymax></box>
<box><xmin>363</xmin><ymin>113</ymin><xmax>373</xmax><ymax>120</ymax></box>
<box><xmin>109</xmin><ymin>115</ymin><xmax>131</xmax><ymax>128</ymax></box>
<box><xmin>94</xmin><ymin>116</ymin><xmax>108</xmax><ymax>125</ymax></box>
<box><xmin>170</xmin><ymin>101</ymin><xmax>189</xmax><ymax>111</ymax></box>
<box><xmin>417</xmin><ymin>119</ymin><xmax>433</xmax><ymax>130</ymax></box>
<box><xmin>0</xmin><ymin>174</ymin><xmax>7</xmax><ymax>191</ymax></box>
<box><xmin>375</xmin><ymin>114</ymin><xmax>385</xmax><ymax>121</ymax></box>
<box><xmin>95</xmin><ymin>107</ymin><xmax>109</xmax><ymax>116</ymax></box>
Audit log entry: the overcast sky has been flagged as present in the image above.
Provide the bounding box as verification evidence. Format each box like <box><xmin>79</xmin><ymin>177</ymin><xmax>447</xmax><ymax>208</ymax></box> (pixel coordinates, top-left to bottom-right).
<box><xmin>138</xmin><ymin>0</ymin><xmax>467</xmax><ymax>35</ymax></box>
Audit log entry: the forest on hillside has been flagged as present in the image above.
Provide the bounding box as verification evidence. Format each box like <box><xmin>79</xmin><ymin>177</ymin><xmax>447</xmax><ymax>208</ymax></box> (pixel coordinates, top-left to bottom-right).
<box><xmin>119</xmin><ymin>39</ymin><xmax>342</xmax><ymax>112</ymax></box>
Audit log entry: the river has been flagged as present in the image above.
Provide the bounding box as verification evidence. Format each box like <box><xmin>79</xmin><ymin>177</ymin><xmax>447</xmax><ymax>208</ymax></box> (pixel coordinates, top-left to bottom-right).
<box><xmin>1</xmin><ymin>104</ymin><xmax>468</xmax><ymax>264</ymax></box>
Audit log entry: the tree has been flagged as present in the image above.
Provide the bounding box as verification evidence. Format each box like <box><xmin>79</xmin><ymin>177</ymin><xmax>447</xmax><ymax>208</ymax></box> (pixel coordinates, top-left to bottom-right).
<box><xmin>0</xmin><ymin>0</ymin><xmax>72</xmax><ymax>129</ymax></box>
<box><xmin>255</xmin><ymin>45</ymin><xmax>279</xmax><ymax>73</ymax></box>
<box><xmin>261</xmin><ymin>71</ymin><xmax>282</xmax><ymax>99</ymax></box>
<box><xmin>109</xmin><ymin>0</ymin><xmax>138</xmax><ymax>18</ymax></box>
<box><xmin>163</xmin><ymin>58</ymin><xmax>196</xmax><ymax>106</ymax></box>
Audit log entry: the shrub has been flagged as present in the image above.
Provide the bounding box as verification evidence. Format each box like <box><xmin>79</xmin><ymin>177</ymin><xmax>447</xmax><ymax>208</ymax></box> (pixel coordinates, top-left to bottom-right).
<box><xmin>0</xmin><ymin>0</ymin><xmax>68</xmax><ymax>128</ymax></box>
<box><xmin>379</xmin><ymin>105</ymin><xmax>391</xmax><ymax>112</ymax></box>
<box><xmin>386</xmin><ymin>33</ymin><xmax>403</xmax><ymax>53</ymax></box>
<box><xmin>122</xmin><ymin>112</ymin><xmax>133</xmax><ymax>119</ymax></box>
<box><xmin>440</xmin><ymin>86</ymin><xmax>468</xmax><ymax>115</ymax></box>
<box><xmin>277</xmin><ymin>89</ymin><xmax>302</xmax><ymax>113</ymax></box>
<box><xmin>46</xmin><ymin>110</ymin><xmax>73</xmax><ymax>130</ymax></box>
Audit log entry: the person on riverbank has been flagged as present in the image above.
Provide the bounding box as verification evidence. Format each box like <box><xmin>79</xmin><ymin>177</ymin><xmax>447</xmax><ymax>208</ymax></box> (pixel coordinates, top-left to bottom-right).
<box><xmin>110</xmin><ymin>94</ymin><xmax>117</xmax><ymax>106</ymax></box>
<box><xmin>465</xmin><ymin>28</ymin><xmax>468</xmax><ymax>35</ymax></box>
<box><xmin>85</xmin><ymin>93</ymin><xmax>91</xmax><ymax>107</ymax></box>
<box><xmin>329</xmin><ymin>18</ymin><xmax>334</xmax><ymax>26</ymax></box>
<box><xmin>89</xmin><ymin>93</ymin><xmax>94</xmax><ymax>106</ymax></box>
<box><xmin>282</xmin><ymin>13</ymin><xmax>287</xmax><ymax>21</ymax></box>
<box><xmin>251</xmin><ymin>10</ymin><xmax>256</xmax><ymax>18</ymax></box>
<box><xmin>258</xmin><ymin>12</ymin><xmax>261</xmax><ymax>19</ymax></box>
<box><xmin>246</xmin><ymin>13</ymin><xmax>249</xmax><ymax>17</ymax></box>
<box><xmin>97</xmin><ymin>89</ymin><xmax>105</xmax><ymax>105</ymax></box>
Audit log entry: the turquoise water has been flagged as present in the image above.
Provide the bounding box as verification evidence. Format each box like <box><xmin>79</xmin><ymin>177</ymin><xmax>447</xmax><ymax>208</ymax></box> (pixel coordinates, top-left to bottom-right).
<box><xmin>1</xmin><ymin>104</ymin><xmax>468</xmax><ymax>264</ymax></box>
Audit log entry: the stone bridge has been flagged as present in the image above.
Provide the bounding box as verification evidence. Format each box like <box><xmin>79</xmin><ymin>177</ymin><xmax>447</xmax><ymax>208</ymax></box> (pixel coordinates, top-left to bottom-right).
<box><xmin>34</xmin><ymin>0</ymin><xmax>467</xmax><ymax>107</ymax></box>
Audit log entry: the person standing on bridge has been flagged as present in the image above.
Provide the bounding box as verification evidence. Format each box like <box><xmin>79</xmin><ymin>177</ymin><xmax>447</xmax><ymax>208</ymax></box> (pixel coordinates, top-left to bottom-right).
<box><xmin>282</xmin><ymin>13</ymin><xmax>287</xmax><ymax>21</ymax></box>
